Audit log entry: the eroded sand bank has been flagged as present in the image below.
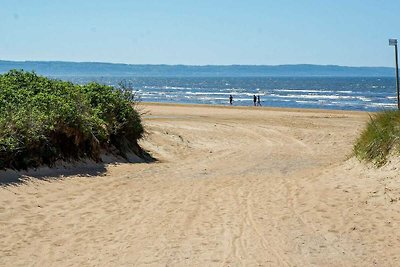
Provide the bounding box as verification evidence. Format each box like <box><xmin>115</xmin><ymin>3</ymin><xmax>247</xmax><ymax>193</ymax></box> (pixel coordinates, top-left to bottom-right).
<box><xmin>1</xmin><ymin>103</ymin><xmax>400</xmax><ymax>266</ymax></box>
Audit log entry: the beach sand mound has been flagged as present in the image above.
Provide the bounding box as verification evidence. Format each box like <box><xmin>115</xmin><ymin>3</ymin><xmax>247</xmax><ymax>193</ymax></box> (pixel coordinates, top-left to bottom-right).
<box><xmin>1</xmin><ymin>103</ymin><xmax>399</xmax><ymax>266</ymax></box>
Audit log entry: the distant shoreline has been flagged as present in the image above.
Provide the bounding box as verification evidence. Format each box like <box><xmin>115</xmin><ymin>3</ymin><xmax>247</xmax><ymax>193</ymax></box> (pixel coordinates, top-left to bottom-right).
<box><xmin>0</xmin><ymin>60</ymin><xmax>394</xmax><ymax>77</ymax></box>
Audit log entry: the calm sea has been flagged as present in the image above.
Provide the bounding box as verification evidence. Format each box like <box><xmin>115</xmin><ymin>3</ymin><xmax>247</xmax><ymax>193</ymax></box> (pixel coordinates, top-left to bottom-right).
<box><xmin>57</xmin><ymin>76</ymin><xmax>398</xmax><ymax>112</ymax></box>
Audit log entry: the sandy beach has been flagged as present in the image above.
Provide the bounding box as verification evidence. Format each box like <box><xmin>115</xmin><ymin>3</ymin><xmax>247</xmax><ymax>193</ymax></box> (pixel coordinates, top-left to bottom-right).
<box><xmin>1</xmin><ymin>103</ymin><xmax>400</xmax><ymax>266</ymax></box>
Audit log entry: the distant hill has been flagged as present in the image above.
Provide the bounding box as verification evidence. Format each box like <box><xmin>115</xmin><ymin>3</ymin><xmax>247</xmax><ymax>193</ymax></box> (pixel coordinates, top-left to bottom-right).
<box><xmin>0</xmin><ymin>60</ymin><xmax>394</xmax><ymax>77</ymax></box>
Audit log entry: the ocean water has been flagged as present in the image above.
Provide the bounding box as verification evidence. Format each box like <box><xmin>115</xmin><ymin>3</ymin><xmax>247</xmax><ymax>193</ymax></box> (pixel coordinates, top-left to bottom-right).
<box><xmin>57</xmin><ymin>76</ymin><xmax>398</xmax><ymax>112</ymax></box>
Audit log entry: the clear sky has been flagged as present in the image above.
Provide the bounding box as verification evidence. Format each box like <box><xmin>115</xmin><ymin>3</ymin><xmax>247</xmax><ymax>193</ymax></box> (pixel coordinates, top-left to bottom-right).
<box><xmin>1</xmin><ymin>0</ymin><xmax>399</xmax><ymax>66</ymax></box>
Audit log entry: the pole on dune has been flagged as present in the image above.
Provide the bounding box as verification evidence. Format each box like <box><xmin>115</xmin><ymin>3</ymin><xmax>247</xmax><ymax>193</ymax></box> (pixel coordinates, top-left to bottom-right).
<box><xmin>389</xmin><ymin>38</ymin><xmax>400</xmax><ymax>110</ymax></box>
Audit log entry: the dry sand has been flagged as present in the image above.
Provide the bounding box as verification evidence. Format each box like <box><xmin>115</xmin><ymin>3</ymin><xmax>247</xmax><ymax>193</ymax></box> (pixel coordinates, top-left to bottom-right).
<box><xmin>1</xmin><ymin>103</ymin><xmax>400</xmax><ymax>266</ymax></box>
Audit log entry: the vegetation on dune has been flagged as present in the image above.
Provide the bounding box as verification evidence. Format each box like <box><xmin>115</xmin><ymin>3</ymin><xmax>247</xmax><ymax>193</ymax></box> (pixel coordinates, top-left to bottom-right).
<box><xmin>354</xmin><ymin>110</ymin><xmax>400</xmax><ymax>166</ymax></box>
<box><xmin>0</xmin><ymin>70</ymin><xmax>144</xmax><ymax>170</ymax></box>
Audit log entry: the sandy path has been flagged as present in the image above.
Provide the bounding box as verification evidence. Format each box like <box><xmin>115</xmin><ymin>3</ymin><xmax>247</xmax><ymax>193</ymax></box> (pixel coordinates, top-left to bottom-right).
<box><xmin>1</xmin><ymin>103</ymin><xmax>400</xmax><ymax>266</ymax></box>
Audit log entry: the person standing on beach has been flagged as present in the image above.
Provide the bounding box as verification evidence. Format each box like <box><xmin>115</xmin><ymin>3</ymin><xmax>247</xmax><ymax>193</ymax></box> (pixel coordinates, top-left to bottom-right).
<box><xmin>229</xmin><ymin>94</ymin><xmax>233</xmax><ymax>105</ymax></box>
<box><xmin>257</xmin><ymin>95</ymin><xmax>261</xmax><ymax>106</ymax></box>
<box><xmin>253</xmin><ymin>95</ymin><xmax>257</xmax><ymax>106</ymax></box>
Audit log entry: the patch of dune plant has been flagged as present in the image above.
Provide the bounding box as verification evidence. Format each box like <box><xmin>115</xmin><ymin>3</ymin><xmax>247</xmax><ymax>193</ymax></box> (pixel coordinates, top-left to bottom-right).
<box><xmin>0</xmin><ymin>70</ymin><xmax>144</xmax><ymax>170</ymax></box>
<box><xmin>354</xmin><ymin>110</ymin><xmax>400</xmax><ymax>166</ymax></box>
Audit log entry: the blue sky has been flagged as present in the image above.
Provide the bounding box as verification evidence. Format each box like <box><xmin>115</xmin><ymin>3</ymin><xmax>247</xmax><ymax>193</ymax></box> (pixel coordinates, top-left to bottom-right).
<box><xmin>1</xmin><ymin>0</ymin><xmax>399</xmax><ymax>66</ymax></box>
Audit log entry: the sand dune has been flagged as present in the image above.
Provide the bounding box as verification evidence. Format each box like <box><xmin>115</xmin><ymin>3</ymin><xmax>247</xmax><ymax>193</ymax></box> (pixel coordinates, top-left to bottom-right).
<box><xmin>1</xmin><ymin>103</ymin><xmax>400</xmax><ymax>266</ymax></box>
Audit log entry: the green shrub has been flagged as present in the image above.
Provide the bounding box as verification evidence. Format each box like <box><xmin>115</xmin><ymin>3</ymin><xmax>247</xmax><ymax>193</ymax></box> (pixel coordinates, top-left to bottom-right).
<box><xmin>0</xmin><ymin>70</ymin><xmax>144</xmax><ymax>170</ymax></box>
<box><xmin>354</xmin><ymin>110</ymin><xmax>400</xmax><ymax>166</ymax></box>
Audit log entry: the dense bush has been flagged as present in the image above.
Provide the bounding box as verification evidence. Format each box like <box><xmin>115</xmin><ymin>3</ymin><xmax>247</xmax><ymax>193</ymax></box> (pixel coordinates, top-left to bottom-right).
<box><xmin>354</xmin><ymin>110</ymin><xmax>400</xmax><ymax>166</ymax></box>
<box><xmin>0</xmin><ymin>70</ymin><xmax>144</xmax><ymax>170</ymax></box>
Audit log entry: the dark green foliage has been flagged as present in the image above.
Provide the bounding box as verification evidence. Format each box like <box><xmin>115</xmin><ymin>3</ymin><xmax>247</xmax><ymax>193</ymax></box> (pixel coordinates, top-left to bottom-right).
<box><xmin>0</xmin><ymin>70</ymin><xmax>144</xmax><ymax>170</ymax></box>
<box><xmin>354</xmin><ymin>110</ymin><xmax>400</xmax><ymax>166</ymax></box>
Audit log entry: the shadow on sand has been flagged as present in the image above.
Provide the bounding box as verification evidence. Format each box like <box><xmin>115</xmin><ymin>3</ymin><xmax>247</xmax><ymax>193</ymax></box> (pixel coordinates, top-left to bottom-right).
<box><xmin>0</xmin><ymin>151</ymin><xmax>156</xmax><ymax>187</ymax></box>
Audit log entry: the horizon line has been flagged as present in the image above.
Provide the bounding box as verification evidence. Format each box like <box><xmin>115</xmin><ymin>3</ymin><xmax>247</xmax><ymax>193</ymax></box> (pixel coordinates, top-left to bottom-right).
<box><xmin>0</xmin><ymin>59</ymin><xmax>393</xmax><ymax>69</ymax></box>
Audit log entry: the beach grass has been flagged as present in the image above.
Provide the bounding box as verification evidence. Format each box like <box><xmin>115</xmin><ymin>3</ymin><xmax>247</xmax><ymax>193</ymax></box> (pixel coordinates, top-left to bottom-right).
<box><xmin>354</xmin><ymin>110</ymin><xmax>400</xmax><ymax>166</ymax></box>
<box><xmin>0</xmin><ymin>70</ymin><xmax>144</xmax><ymax>170</ymax></box>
